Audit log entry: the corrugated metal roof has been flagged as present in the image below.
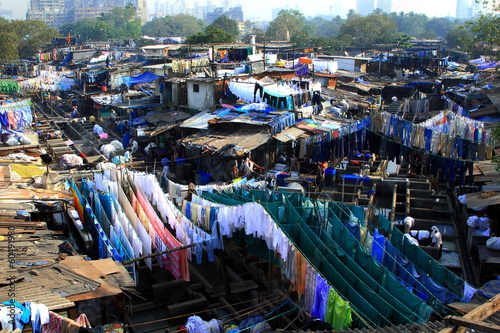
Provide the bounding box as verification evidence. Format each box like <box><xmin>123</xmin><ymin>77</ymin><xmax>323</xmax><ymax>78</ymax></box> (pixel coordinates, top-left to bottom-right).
<box><xmin>143</xmin><ymin>110</ymin><xmax>191</xmax><ymax>126</ymax></box>
<box><xmin>0</xmin><ymin>281</ymin><xmax>74</xmax><ymax>310</ymax></box>
<box><xmin>180</xmin><ymin>129</ymin><xmax>271</xmax><ymax>154</ymax></box>
<box><xmin>487</xmin><ymin>93</ymin><xmax>500</xmax><ymax>106</ymax></box>
<box><xmin>274</xmin><ymin>127</ymin><xmax>307</xmax><ymax>142</ymax></box>
<box><xmin>180</xmin><ymin>110</ymin><xmax>215</xmax><ymax>130</ymax></box>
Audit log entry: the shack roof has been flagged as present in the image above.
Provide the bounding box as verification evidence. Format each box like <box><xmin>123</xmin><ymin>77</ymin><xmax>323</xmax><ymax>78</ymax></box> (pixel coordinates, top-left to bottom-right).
<box><xmin>180</xmin><ymin>129</ymin><xmax>271</xmax><ymax>156</ymax></box>
<box><xmin>180</xmin><ymin>110</ymin><xmax>215</xmax><ymax>130</ymax></box>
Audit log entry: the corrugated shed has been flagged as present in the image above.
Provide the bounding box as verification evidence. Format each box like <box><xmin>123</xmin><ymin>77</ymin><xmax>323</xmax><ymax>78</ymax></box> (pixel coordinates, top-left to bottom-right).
<box><xmin>274</xmin><ymin>127</ymin><xmax>307</xmax><ymax>142</ymax></box>
<box><xmin>180</xmin><ymin>110</ymin><xmax>215</xmax><ymax>130</ymax></box>
<box><xmin>180</xmin><ymin>129</ymin><xmax>271</xmax><ymax>155</ymax></box>
<box><xmin>0</xmin><ymin>281</ymin><xmax>74</xmax><ymax>310</ymax></box>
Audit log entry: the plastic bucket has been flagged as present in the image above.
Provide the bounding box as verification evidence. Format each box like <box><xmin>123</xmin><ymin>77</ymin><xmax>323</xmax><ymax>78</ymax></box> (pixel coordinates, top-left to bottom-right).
<box><xmin>324</xmin><ymin>168</ymin><xmax>336</xmax><ymax>186</ymax></box>
<box><xmin>277</xmin><ymin>173</ymin><xmax>288</xmax><ymax>186</ymax></box>
<box><xmin>195</xmin><ymin>170</ymin><xmax>206</xmax><ymax>184</ymax></box>
<box><xmin>199</xmin><ymin>173</ymin><xmax>212</xmax><ymax>185</ymax></box>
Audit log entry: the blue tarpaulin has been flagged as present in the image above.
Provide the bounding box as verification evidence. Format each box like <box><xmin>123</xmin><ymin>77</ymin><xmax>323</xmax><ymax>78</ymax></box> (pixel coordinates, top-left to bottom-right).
<box><xmin>122</xmin><ymin>71</ymin><xmax>159</xmax><ymax>87</ymax></box>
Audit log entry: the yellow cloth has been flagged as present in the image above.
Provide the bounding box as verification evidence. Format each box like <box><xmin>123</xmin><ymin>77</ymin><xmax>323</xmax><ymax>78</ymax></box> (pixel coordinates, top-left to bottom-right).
<box><xmin>10</xmin><ymin>164</ymin><xmax>46</xmax><ymax>178</ymax></box>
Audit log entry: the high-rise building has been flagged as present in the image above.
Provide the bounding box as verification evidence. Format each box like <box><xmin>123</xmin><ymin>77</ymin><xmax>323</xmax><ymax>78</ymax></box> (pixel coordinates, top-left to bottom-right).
<box><xmin>357</xmin><ymin>0</ymin><xmax>375</xmax><ymax>16</ymax></box>
<box><xmin>193</xmin><ymin>2</ymin><xmax>204</xmax><ymax>19</ymax></box>
<box><xmin>0</xmin><ymin>3</ymin><xmax>14</xmax><ymax>19</ymax></box>
<box><xmin>204</xmin><ymin>5</ymin><xmax>242</xmax><ymax>23</ymax></box>
<box><xmin>26</xmin><ymin>0</ymin><xmax>65</xmax><ymax>28</ymax></box>
<box><xmin>376</xmin><ymin>0</ymin><xmax>392</xmax><ymax>13</ymax></box>
<box><xmin>456</xmin><ymin>0</ymin><xmax>481</xmax><ymax>19</ymax></box>
<box><xmin>27</xmin><ymin>0</ymin><xmax>147</xmax><ymax>29</ymax></box>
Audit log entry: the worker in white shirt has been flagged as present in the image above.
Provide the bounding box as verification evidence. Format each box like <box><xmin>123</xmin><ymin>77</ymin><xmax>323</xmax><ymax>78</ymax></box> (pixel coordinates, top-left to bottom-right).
<box><xmin>128</xmin><ymin>136</ymin><xmax>139</xmax><ymax>155</ymax></box>
<box><xmin>404</xmin><ymin>216</ymin><xmax>415</xmax><ymax>234</ymax></box>
<box><xmin>430</xmin><ymin>226</ymin><xmax>443</xmax><ymax>259</ymax></box>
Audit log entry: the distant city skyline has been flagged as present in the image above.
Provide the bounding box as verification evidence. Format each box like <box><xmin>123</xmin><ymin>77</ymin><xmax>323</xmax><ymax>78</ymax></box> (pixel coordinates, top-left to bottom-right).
<box><xmin>0</xmin><ymin>0</ymin><xmax>461</xmax><ymax>24</ymax></box>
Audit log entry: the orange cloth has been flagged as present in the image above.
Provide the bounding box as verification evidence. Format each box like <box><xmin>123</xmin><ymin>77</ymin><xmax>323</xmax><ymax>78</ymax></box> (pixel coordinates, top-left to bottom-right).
<box><xmin>294</xmin><ymin>251</ymin><xmax>307</xmax><ymax>299</ymax></box>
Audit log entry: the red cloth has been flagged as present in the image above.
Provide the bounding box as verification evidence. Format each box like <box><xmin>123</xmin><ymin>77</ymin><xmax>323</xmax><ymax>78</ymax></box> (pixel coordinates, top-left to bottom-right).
<box><xmin>135</xmin><ymin>188</ymin><xmax>188</xmax><ymax>281</ymax></box>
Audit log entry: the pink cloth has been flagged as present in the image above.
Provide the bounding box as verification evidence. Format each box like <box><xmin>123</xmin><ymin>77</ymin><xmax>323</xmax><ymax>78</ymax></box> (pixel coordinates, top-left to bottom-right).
<box><xmin>135</xmin><ymin>188</ymin><xmax>188</xmax><ymax>281</ymax></box>
<box><xmin>99</xmin><ymin>133</ymin><xmax>109</xmax><ymax>139</ymax></box>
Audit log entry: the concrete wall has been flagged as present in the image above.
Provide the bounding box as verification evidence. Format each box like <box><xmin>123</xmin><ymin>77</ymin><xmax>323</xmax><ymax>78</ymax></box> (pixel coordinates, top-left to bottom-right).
<box><xmin>187</xmin><ymin>81</ymin><xmax>214</xmax><ymax>111</ymax></box>
<box><xmin>334</xmin><ymin>58</ymin><xmax>356</xmax><ymax>72</ymax></box>
<box><xmin>143</xmin><ymin>48</ymin><xmax>168</xmax><ymax>57</ymax></box>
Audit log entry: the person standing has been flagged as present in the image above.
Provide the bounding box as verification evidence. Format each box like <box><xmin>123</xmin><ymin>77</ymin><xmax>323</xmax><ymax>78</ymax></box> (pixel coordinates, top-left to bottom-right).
<box><xmin>122</xmin><ymin>130</ymin><xmax>132</xmax><ymax>150</ymax></box>
<box><xmin>71</xmin><ymin>106</ymin><xmax>79</xmax><ymax>118</ymax></box>
<box><xmin>162</xmin><ymin>157</ymin><xmax>171</xmax><ymax>176</ymax></box>
<box><xmin>128</xmin><ymin>136</ymin><xmax>138</xmax><ymax>155</ymax></box>
<box><xmin>404</xmin><ymin>216</ymin><xmax>415</xmax><ymax>234</ymax></box>
<box><xmin>430</xmin><ymin>226</ymin><xmax>443</xmax><ymax>259</ymax></box>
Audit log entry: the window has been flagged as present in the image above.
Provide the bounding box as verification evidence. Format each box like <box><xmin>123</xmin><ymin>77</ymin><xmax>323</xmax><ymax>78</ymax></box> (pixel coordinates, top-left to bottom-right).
<box><xmin>193</xmin><ymin>84</ymin><xmax>199</xmax><ymax>93</ymax></box>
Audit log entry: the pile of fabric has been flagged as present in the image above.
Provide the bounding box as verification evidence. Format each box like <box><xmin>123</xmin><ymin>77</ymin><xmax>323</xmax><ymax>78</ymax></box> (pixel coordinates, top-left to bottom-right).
<box><xmin>1</xmin><ymin>131</ymin><xmax>32</xmax><ymax>146</ymax></box>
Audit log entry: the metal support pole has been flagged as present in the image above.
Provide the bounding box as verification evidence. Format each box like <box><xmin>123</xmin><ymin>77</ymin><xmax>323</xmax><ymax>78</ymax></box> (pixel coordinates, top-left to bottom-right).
<box><xmin>122</xmin><ymin>243</ymin><xmax>196</xmax><ymax>265</ymax></box>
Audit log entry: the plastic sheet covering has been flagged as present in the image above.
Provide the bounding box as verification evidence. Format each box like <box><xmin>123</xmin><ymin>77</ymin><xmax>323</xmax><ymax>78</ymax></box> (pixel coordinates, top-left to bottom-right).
<box><xmin>122</xmin><ymin>71</ymin><xmax>159</xmax><ymax>87</ymax></box>
<box><xmin>9</xmin><ymin>164</ymin><xmax>45</xmax><ymax>178</ymax></box>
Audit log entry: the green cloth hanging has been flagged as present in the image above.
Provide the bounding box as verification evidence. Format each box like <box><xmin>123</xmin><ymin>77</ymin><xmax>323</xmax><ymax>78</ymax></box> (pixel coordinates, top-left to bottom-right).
<box><xmin>0</xmin><ymin>80</ymin><xmax>20</xmax><ymax>94</ymax></box>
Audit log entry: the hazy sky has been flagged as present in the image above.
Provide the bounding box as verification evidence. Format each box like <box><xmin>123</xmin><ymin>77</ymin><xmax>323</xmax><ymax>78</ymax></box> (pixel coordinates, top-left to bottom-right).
<box><xmin>243</xmin><ymin>0</ymin><xmax>456</xmax><ymax>20</ymax></box>
<box><xmin>1</xmin><ymin>0</ymin><xmax>457</xmax><ymax>22</ymax></box>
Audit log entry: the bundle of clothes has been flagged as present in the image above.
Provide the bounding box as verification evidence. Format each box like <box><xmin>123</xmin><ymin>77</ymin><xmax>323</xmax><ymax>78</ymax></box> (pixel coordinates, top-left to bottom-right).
<box><xmin>0</xmin><ymin>300</ymin><xmax>93</xmax><ymax>332</ymax></box>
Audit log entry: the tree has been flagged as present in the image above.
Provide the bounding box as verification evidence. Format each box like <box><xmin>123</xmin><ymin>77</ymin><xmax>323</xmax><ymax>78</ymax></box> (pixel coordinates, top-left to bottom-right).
<box><xmin>59</xmin><ymin>23</ymin><xmax>77</xmax><ymax>37</ymax></box>
<box><xmin>135</xmin><ymin>38</ymin><xmax>157</xmax><ymax>47</ymax></box>
<box><xmin>72</xmin><ymin>18</ymin><xmax>108</xmax><ymax>41</ymax></box>
<box><xmin>211</xmin><ymin>15</ymin><xmax>239</xmax><ymax>36</ymax></box>
<box><xmin>265</xmin><ymin>9</ymin><xmax>312</xmax><ymax>43</ymax></box>
<box><xmin>419</xmin><ymin>29</ymin><xmax>437</xmax><ymax>39</ymax></box>
<box><xmin>338</xmin><ymin>13</ymin><xmax>398</xmax><ymax>49</ymax></box>
<box><xmin>98</xmin><ymin>4</ymin><xmax>142</xmax><ymax>39</ymax></box>
<box><xmin>241</xmin><ymin>26</ymin><xmax>266</xmax><ymax>43</ymax></box>
<box><xmin>455</xmin><ymin>1</ymin><xmax>499</xmax><ymax>57</ymax></box>
<box><xmin>394</xmin><ymin>32</ymin><xmax>413</xmax><ymax>48</ymax></box>
<box><xmin>67</xmin><ymin>3</ymin><xmax>141</xmax><ymax>41</ymax></box>
<box><xmin>0</xmin><ymin>20</ymin><xmax>18</xmax><ymax>62</ymax></box>
<box><xmin>445</xmin><ymin>27</ymin><xmax>474</xmax><ymax>50</ymax></box>
<box><xmin>463</xmin><ymin>13</ymin><xmax>500</xmax><ymax>57</ymax></box>
<box><xmin>390</xmin><ymin>11</ymin><xmax>429</xmax><ymax>37</ymax></box>
<box><xmin>14</xmin><ymin>21</ymin><xmax>59</xmax><ymax>58</ymax></box>
<box><xmin>185</xmin><ymin>25</ymin><xmax>236</xmax><ymax>44</ymax></box>
<box><xmin>425</xmin><ymin>17</ymin><xmax>457</xmax><ymax>38</ymax></box>
<box><xmin>346</xmin><ymin>9</ymin><xmax>357</xmax><ymax>19</ymax></box>
<box><xmin>0</xmin><ymin>19</ymin><xmax>58</xmax><ymax>60</ymax></box>
<box><xmin>308</xmin><ymin>16</ymin><xmax>344</xmax><ymax>38</ymax></box>
<box><xmin>142</xmin><ymin>14</ymin><xmax>205</xmax><ymax>37</ymax></box>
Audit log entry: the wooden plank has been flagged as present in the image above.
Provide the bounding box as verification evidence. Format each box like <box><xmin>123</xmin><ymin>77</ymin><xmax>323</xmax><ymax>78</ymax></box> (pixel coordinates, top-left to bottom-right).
<box><xmin>89</xmin><ymin>258</ymin><xmax>120</xmax><ymax>275</ymax></box>
<box><xmin>440</xmin><ymin>294</ymin><xmax>500</xmax><ymax>333</ymax></box>
<box><xmin>466</xmin><ymin>192</ymin><xmax>500</xmax><ymax>209</ymax></box>
<box><xmin>447</xmin><ymin>315</ymin><xmax>500</xmax><ymax>333</ymax></box>
<box><xmin>462</xmin><ymin>293</ymin><xmax>500</xmax><ymax>321</ymax></box>
<box><xmin>59</xmin><ymin>256</ymin><xmax>106</xmax><ymax>279</ymax></box>
<box><xmin>0</xmin><ymin>228</ymin><xmax>36</xmax><ymax>235</ymax></box>
<box><xmin>447</xmin><ymin>302</ymin><xmax>481</xmax><ymax>315</ymax></box>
